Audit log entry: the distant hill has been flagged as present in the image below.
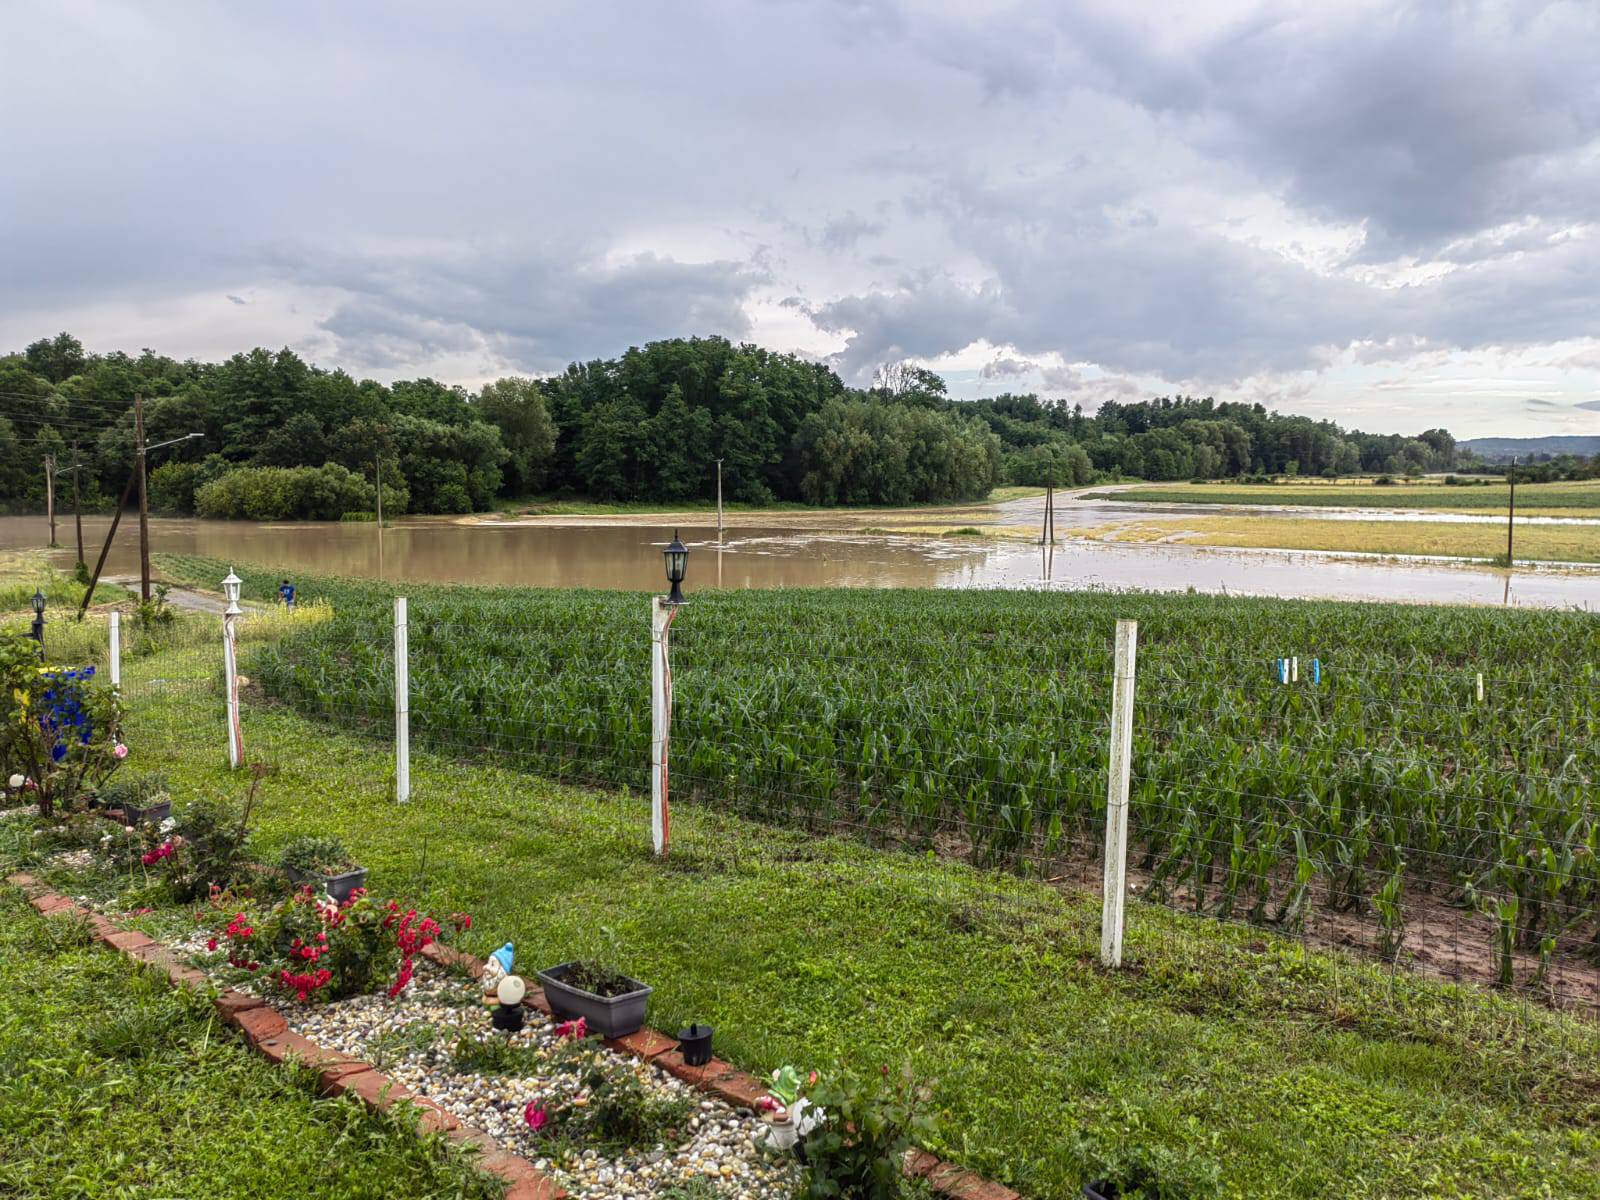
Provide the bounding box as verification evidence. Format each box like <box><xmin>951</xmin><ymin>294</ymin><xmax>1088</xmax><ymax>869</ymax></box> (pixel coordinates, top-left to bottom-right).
<box><xmin>1461</xmin><ymin>436</ymin><xmax>1600</xmax><ymax>463</ymax></box>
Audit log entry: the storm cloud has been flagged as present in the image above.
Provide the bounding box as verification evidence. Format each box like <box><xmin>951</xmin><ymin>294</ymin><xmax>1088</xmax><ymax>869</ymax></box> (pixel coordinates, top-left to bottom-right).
<box><xmin>1</xmin><ymin>0</ymin><xmax>1597</xmax><ymax>434</ymax></box>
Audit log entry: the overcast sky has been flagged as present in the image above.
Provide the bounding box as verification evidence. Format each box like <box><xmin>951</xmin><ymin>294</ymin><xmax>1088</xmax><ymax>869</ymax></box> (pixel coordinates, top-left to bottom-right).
<box><xmin>4</xmin><ymin>0</ymin><xmax>1599</xmax><ymax>438</ymax></box>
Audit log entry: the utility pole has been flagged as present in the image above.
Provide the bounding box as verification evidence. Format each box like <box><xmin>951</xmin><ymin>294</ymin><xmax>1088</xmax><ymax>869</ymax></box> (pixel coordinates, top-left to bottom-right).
<box><xmin>71</xmin><ymin>441</ymin><xmax>84</xmax><ymax>569</ymax></box>
<box><xmin>375</xmin><ymin>455</ymin><xmax>385</xmax><ymax>580</ymax></box>
<box><xmin>44</xmin><ymin>455</ymin><xmax>57</xmax><ymax>547</ymax></box>
<box><xmin>1505</xmin><ymin>456</ymin><xmax>1516</xmax><ymax>567</ymax></box>
<box><xmin>715</xmin><ymin>458</ymin><xmax>724</xmax><ymax>536</ymax></box>
<box><xmin>134</xmin><ymin>393</ymin><xmax>151</xmax><ymax>601</ymax></box>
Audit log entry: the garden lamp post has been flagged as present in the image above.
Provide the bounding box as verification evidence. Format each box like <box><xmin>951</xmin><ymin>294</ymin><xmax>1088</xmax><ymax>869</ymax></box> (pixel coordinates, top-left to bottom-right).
<box><xmin>663</xmin><ymin>531</ymin><xmax>689</xmax><ymax>605</ymax></box>
<box><xmin>30</xmin><ymin>589</ymin><xmax>45</xmax><ymax>654</ymax></box>
<box><xmin>222</xmin><ymin>569</ymin><xmax>244</xmax><ymax>769</ymax></box>
<box><xmin>651</xmin><ymin>533</ymin><xmax>689</xmax><ymax>859</ymax></box>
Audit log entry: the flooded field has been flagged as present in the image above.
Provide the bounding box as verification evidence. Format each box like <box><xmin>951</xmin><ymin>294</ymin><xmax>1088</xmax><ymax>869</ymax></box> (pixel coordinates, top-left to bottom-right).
<box><xmin>6</xmin><ymin>513</ymin><xmax>1596</xmax><ymax>608</ymax></box>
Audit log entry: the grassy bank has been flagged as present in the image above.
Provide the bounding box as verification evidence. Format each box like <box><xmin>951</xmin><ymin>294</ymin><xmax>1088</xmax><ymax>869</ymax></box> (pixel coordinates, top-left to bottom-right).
<box><xmin>23</xmin><ymin>618</ymin><xmax>1595</xmax><ymax>1199</ymax></box>
<box><xmin>0</xmin><ymin>549</ymin><xmax>136</xmax><ymax>616</ymax></box>
<box><xmin>1083</xmin><ymin>477</ymin><xmax>1600</xmax><ymax>516</ymax></box>
<box><xmin>1085</xmin><ymin>514</ymin><xmax>1600</xmax><ymax>563</ymax></box>
<box><xmin>0</xmin><ymin>886</ymin><xmax>499</xmax><ymax>1200</ymax></box>
<box><xmin>495</xmin><ymin>487</ymin><xmax>1044</xmax><ymax>520</ymax></box>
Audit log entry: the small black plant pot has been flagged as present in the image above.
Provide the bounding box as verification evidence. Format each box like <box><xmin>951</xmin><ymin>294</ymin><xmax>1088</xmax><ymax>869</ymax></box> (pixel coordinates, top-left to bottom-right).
<box><xmin>1083</xmin><ymin>1182</ymin><xmax>1118</xmax><ymax>1200</ymax></box>
<box><xmin>678</xmin><ymin>1023</ymin><xmax>713</xmax><ymax>1066</ymax></box>
<box><xmin>491</xmin><ymin>1002</ymin><xmax>526</xmax><ymax>1032</ymax></box>
<box><xmin>536</xmin><ymin>962</ymin><xmax>652</xmax><ymax>1039</ymax></box>
<box><xmin>284</xmin><ymin>864</ymin><xmax>368</xmax><ymax>904</ymax></box>
<box><xmin>124</xmin><ymin>799</ymin><xmax>171</xmax><ymax>826</ymax></box>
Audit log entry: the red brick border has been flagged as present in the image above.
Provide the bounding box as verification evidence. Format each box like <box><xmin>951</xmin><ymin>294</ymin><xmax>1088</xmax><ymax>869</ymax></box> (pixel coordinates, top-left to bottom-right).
<box><xmin>7</xmin><ymin>873</ymin><xmax>567</xmax><ymax>1199</ymax></box>
<box><xmin>9</xmin><ymin>874</ymin><xmax>1020</xmax><ymax>1200</ymax></box>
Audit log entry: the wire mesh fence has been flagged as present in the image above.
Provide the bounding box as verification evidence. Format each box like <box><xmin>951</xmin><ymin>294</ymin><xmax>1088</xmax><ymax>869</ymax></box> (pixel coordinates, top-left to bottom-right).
<box><xmin>92</xmin><ymin>586</ymin><xmax>1600</xmax><ymax>1016</ymax></box>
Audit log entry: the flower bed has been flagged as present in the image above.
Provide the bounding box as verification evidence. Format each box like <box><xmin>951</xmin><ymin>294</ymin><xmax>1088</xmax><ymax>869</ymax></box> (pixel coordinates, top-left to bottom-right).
<box><xmin>170</xmin><ymin>924</ymin><xmax>798</xmax><ymax>1198</ymax></box>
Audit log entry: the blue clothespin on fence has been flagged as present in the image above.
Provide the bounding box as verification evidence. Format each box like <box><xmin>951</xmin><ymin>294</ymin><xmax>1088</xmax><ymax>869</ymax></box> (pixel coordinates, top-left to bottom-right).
<box><xmin>1311</xmin><ymin>658</ymin><xmax>1322</xmax><ymax>686</ymax></box>
<box><xmin>1275</xmin><ymin>657</ymin><xmax>1289</xmax><ymax>685</ymax></box>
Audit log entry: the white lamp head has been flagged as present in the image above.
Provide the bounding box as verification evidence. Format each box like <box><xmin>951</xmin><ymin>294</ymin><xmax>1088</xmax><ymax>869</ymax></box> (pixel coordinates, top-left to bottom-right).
<box><xmin>7</xmin><ymin>773</ymin><xmax>24</xmax><ymax>790</ymax></box>
<box><xmin>496</xmin><ymin>974</ymin><xmax>527</xmax><ymax>1006</ymax></box>
<box><xmin>221</xmin><ymin>569</ymin><xmax>242</xmax><ymax>605</ymax></box>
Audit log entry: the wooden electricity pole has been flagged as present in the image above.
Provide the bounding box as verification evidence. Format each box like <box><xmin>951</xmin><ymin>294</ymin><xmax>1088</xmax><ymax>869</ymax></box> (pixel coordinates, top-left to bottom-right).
<box><xmin>44</xmin><ymin>454</ymin><xmax>57</xmax><ymax>547</ymax></box>
<box><xmin>134</xmin><ymin>393</ymin><xmax>151</xmax><ymax>600</ymax></box>
<box><xmin>715</xmin><ymin>458</ymin><xmax>724</xmax><ymax>536</ymax></box>
<box><xmin>71</xmin><ymin>441</ymin><xmax>84</xmax><ymax>568</ymax></box>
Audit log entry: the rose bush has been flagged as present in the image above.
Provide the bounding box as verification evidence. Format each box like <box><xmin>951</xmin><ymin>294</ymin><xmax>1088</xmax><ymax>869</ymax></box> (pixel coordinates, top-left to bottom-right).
<box><xmin>199</xmin><ymin>887</ymin><xmax>457</xmax><ymax>1003</ymax></box>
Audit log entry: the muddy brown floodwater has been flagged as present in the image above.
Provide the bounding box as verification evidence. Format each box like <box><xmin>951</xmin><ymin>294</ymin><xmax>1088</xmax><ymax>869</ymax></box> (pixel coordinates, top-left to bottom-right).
<box><xmin>5</xmin><ymin>514</ymin><xmax>1596</xmax><ymax>608</ymax></box>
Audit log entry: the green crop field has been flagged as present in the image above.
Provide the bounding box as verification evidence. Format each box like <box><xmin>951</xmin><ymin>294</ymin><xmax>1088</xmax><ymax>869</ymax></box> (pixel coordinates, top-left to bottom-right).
<box><xmin>155</xmin><ymin>555</ymin><xmax>1600</xmax><ymax>1002</ymax></box>
<box><xmin>1087</xmin><ymin>477</ymin><xmax>1600</xmax><ymax>513</ymax></box>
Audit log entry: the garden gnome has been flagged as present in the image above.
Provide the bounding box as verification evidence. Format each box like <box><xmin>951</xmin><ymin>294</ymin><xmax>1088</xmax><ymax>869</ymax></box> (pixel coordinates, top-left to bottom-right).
<box><xmin>481</xmin><ymin>942</ymin><xmax>514</xmax><ymax>1002</ymax></box>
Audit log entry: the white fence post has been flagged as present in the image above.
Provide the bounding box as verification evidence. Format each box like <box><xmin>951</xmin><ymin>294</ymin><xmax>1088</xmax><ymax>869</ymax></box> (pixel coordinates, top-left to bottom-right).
<box><xmin>395</xmin><ymin>596</ymin><xmax>410</xmax><ymax>803</ymax></box>
<box><xmin>650</xmin><ymin>596</ymin><xmax>671</xmax><ymax>858</ymax></box>
<box><xmin>223</xmin><ymin>601</ymin><xmax>243</xmax><ymax>769</ymax></box>
<box><xmin>108</xmin><ymin>610</ymin><xmax>121</xmax><ymax>689</ymax></box>
<box><xmin>1101</xmin><ymin>618</ymin><xmax>1139</xmax><ymax>968</ymax></box>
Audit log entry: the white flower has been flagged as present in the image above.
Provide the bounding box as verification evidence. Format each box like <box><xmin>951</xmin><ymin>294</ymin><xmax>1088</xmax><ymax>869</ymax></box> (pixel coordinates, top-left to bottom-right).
<box><xmin>792</xmin><ymin>1098</ymin><xmax>826</xmax><ymax>1138</ymax></box>
<box><xmin>7</xmin><ymin>774</ymin><xmax>23</xmax><ymax>789</ymax></box>
<box><xmin>158</xmin><ymin>817</ymin><xmax>175</xmax><ymax>833</ymax></box>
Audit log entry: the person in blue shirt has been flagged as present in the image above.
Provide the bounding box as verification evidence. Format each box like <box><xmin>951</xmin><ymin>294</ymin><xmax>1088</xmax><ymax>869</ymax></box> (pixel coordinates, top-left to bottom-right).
<box><xmin>278</xmin><ymin>579</ymin><xmax>296</xmax><ymax>609</ymax></box>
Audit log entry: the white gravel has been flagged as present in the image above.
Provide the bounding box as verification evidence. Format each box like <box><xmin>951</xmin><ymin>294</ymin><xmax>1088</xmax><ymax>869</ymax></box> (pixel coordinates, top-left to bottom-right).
<box><xmin>163</xmin><ymin>929</ymin><xmax>798</xmax><ymax>1199</ymax></box>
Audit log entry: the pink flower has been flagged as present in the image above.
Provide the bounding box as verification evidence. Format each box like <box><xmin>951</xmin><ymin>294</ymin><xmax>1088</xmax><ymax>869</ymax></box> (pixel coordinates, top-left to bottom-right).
<box><xmin>755</xmin><ymin>1096</ymin><xmax>780</xmax><ymax>1113</ymax></box>
<box><xmin>112</xmin><ymin>743</ymin><xmax>128</xmax><ymax>760</ymax></box>
<box><xmin>524</xmin><ymin>1102</ymin><xmax>550</xmax><ymax>1133</ymax></box>
<box><xmin>553</xmin><ymin>1017</ymin><xmax>588</xmax><ymax>1040</ymax></box>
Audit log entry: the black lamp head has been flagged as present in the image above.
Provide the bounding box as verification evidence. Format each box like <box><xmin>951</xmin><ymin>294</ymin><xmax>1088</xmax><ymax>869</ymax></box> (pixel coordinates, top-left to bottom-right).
<box><xmin>31</xmin><ymin>589</ymin><xmax>45</xmax><ymax>616</ymax></box>
<box><xmin>663</xmin><ymin>531</ymin><xmax>689</xmax><ymax>604</ymax></box>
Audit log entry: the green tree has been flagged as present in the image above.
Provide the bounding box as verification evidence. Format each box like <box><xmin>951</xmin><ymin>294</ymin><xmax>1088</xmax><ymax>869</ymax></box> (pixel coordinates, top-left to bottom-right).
<box><xmin>476</xmin><ymin>378</ymin><xmax>557</xmax><ymax>495</ymax></box>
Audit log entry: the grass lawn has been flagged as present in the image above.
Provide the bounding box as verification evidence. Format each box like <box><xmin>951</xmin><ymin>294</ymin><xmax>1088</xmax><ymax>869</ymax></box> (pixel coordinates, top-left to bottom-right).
<box><xmin>0</xmin><ymin>886</ymin><xmax>501</xmax><ymax>1200</ymax></box>
<box><xmin>0</xmin><ymin>549</ymin><xmax>137</xmax><ymax>616</ymax></box>
<box><xmin>493</xmin><ymin>487</ymin><xmax>1044</xmax><ymax>519</ymax></box>
<box><xmin>1083</xmin><ymin>477</ymin><xmax>1600</xmax><ymax>516</ymax></box>
<box><xmin>36</xmin><ymin>625</ymin><xmax>1597</xmax><ymax>1200</ymax></box>
<box><xmin>1085</xmin><ymin>514</ymin><xmax>1600</xmax><ymax>563</ymax></box>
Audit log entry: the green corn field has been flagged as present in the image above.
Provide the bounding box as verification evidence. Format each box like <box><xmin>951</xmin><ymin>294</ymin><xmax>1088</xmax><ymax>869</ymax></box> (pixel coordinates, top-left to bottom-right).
<box><xmin>160</xmin><ymin>555</ymin><xmax>1600</xmax><ymax>997</ymax></box>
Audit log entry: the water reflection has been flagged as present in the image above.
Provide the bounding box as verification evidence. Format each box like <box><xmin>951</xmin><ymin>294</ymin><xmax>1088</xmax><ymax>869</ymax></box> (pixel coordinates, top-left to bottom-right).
<box><xmin>2</xmin><ymin>515</ymin><xmax>1593</xmax><ymax>609</ymax></box>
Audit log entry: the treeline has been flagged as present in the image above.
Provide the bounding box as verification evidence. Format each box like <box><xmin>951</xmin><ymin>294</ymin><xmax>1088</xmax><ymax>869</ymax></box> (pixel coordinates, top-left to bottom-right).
<box><xmin>0</xmin><ymin>333</ymin><xmax>1000</xmax><ymax>519</ymax></box>
<box><xmin>969</xmin><ymin>393</ymin><xmax>1470</xmax><ymax>482</ymax></box>
<box><xmin>6</xmin><ymin>330</ymin><xmax>1571</xmax><ymax>522</ymax></box>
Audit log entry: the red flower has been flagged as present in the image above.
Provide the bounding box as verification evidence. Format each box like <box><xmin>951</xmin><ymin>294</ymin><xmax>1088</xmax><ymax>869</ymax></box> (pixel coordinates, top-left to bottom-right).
<box><xmin>553</xmin><ymin>1017</ymin><xmax>588</xmax><ymax>1040</ymax></box>
<box><xmin>524</xmin><ymin>1102</ymin><xmax>550</xmax><ymax>1133</ymax></box>
<box><xmin>207</xmin><ymin>937</ymin><xmax>218</xmax><ymax>951</ymax></box>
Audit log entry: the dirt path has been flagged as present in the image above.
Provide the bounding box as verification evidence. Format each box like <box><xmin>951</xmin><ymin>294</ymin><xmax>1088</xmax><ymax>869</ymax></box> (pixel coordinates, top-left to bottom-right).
<box><xmin>101</xmin><ymin>576</ymin><xmax>263</xmax><ymax>615</ymax></box>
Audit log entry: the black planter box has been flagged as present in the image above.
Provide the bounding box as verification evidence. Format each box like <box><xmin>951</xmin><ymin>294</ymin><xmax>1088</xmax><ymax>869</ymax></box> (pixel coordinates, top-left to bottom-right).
<box><xmin>124</xmin><ymin>799</ymin><xmax>171</xmax><ymax>826</ymax></box>
<box><xmin>284</xmin><ymin>864</ymin><xmax>368</xmax><ymax>904</ymax></box>
<box><xmin>536</xmin><ymin>962</ymin><xmax>651</xmax><ymax>1038</ymax></box>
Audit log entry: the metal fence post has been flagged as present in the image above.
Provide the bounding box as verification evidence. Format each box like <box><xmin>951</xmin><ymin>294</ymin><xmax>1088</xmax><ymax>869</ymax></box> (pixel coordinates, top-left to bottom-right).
<box><xmin>1101</xmin><ymin>618</ymin><xmax>1139</xmax><ymax>967</ymax></box>
<box><xmin>108</xmin><ymin>610</ymin><xmax>121</xmax><ymax>689</ymax></box>
<box><xmin>223</xmin><ymin>600</ymin><xmax>243</xmax><ymax>769</ymax></box>
<box><xmin>395</xmin><ymin>596</ymin><xmax>410</xmax><ymax>803</ymax></box>
<box><xmin>650</xmin><ymin>596</ymin><xmax>671</xmax><ymax>858</ymax></box>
